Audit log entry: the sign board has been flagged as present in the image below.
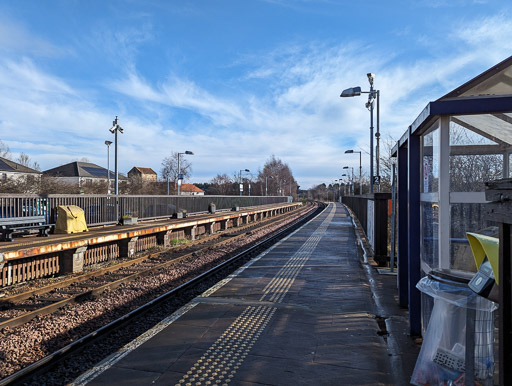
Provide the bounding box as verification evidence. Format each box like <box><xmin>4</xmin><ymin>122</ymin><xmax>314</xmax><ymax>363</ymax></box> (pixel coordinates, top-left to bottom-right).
<box><xmin>239</xmin><ymin>183</ymin><xmax>243</xmax><ymax>192</ymax></box>
<box><xmin>178</xmin><ymin>179</ymin><xmax>182</xmax><ymax>186</ymax></box>
<box><xmin>178</xmin><ymin>173</ymin><xmax>184</xmax><ymax>180</ymax></box>
<box><xmin>373</xmin><ymin>176</ymin><xmax>381</xmax><ymax>185</ymax></box>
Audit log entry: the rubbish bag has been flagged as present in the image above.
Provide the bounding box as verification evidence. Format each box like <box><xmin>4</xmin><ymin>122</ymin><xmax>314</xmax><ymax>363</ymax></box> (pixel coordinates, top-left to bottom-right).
<box><xmin>411</xmin><ymin>274</ymin><xmax>497</xmax><ymax>386</ymax></box>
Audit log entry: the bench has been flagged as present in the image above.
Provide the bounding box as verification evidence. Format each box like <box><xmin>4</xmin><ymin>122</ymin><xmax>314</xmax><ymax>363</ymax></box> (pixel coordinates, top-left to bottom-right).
<box><xmin>0</xmin><ymin>216</ymin><xmax>54</xmax><ymax>242</ymax></box>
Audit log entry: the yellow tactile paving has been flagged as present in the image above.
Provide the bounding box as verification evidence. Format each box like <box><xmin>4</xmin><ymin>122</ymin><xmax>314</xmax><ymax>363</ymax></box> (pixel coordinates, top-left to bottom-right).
<box><xmin>176</xmin><ymin>205</ymin><xmax>336</xmax><ymax>385</ymax></box>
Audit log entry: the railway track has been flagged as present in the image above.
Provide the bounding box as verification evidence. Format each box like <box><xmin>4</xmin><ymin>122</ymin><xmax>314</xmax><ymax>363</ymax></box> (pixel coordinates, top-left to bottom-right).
<box><xmin>0</xmin><ymin>202</ymin><xmax>321</xmax><ymax>384</ymax></box>
<box><xmin>0</xmin><ymin>205</ymin><xmax>307</xmax><ymax>329</ymax></box>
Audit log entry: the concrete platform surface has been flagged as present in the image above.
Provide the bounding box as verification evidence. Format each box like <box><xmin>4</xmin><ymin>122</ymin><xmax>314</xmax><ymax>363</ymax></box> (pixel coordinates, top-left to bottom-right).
<box><xmin>74</xmin><ymin>203</ymin><xmax>420</xmax><ymax>386</ymax></box>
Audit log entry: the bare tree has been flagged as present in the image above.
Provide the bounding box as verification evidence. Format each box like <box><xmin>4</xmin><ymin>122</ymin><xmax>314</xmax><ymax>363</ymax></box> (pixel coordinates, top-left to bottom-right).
<box><xmin>161</xmin><ymin>152</ymin><xmax>193</xmax><ymax>192</ymax></box>
<box><xmin>257</xmin><ymin>155</ymin><xmax>297</xmax><ymax>198</ymax></box>
<box><xmin>0</xmin><ymin>139</ymin><xmax>11</xmax><ymax>159</ymax></box>
<box><xmin>15</xmin><ymin>152</ymin><xmax>41</xmax><ymax>171</ymax></box>
<box><xmin>209</xmin><ymin>174</ymin><xmax>235</xmax><ymax>195</ymax></box>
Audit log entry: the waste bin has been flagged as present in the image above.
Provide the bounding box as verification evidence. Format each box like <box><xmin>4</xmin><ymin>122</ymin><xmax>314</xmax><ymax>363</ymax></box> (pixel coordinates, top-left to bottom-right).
<box><xmin>411</xmin><ymin>270</ymin><xmax>497</xmax><ymax>386</ymax></box>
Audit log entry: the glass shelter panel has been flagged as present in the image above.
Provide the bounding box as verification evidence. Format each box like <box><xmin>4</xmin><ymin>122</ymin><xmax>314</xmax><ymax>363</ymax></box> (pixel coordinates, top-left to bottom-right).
<box><xmin>510</xmin><ymin>153</ymin><xmax>512</xmax><ymax>178</ymax></box>
<box><xmin>422</xmin><ymin>127</ymin><xmax>439</xmax><ymax>193</ymax></box>
<box><xmin>421</xmin><ymin>202</ymin><xmax>439</xmax><ymax>272</ymax></box>
<box><xmin>449</xmin><ymin>121</ymin><xmax>504</xmax><ymax>192</ymax></box>
<box><xmin>449</xmin><ymin>203</ymin><xmax>496</xmax><ymax>272</ymax></box>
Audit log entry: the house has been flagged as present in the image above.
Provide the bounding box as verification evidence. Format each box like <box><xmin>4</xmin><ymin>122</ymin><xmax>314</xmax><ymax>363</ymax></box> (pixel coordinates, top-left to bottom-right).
<box><xmin>180</xmin><ymin>184</ymin><xmax>205</xmax><ymax>196</ymax></box>
<box><xmin>127</xmin><ymin>167</ymin><xmax>158</xmax><ymax>182</ymax></box>
<box><xmin>0</xmin><ymin>157</ymin><xmax>41</xmax><ymax>182</ymax></box>
<box><xmin>43</xmin><ymin>161</ymin><xmax>127</xmax><ymax>187</ymax></box>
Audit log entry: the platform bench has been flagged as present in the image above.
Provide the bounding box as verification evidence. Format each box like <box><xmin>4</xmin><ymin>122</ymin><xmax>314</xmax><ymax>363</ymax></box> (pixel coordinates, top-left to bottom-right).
<box><xmin>0</xmin><ymin>216</ymin><xmax>54</xmax><ymax>242</ymax></box>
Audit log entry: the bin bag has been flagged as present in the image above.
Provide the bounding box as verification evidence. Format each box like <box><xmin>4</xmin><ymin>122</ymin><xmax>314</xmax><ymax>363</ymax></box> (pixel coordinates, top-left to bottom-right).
<box><xmin>55</xmin><ymin>205</ymin><xmax>88</xmax><ymax>234</ymax></box>
<box><xmin>411</xmin><ymin>276</ymin><xmax>497</xmax><ymax>386</ymax></box>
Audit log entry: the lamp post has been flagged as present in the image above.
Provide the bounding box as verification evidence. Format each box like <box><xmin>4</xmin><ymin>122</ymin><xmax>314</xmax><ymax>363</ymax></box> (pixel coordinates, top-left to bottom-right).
<box><xmin>342</xmin><ymin>173</ymin><xmax>352</xmax><ymax>196</ymax></box>
<box><xmin>239</xmin><ymin>169</ymin><xmax>250</xmax><ymax>196</ymax></box>
<box><xmin>345</xmin><ymin>150</ymin><xmax>362</xmax><ymax>195</ymax></box>
<box><xmin>265</xmin><ymin>175</ymin><xmax>273</xmax><ymax>196</ymax></box>
<box><xmin>280</xmin><ymin>180</ymin><xmax>286</xmax><ymax>196</ymax></box>
<box><xmin>343</xmin><ymin>166</ymin><xmax>354</xmax><ymax>195</ymax></box>
<box><xmin>105</xmin><ymin>140</ymin><xmax>112</xmax><ymax>195</ymax></box>
<box><xmin>109</xmin><ymin>116</ymin><xmax>124</xmax><ymax>195</ymax></box>
<box><xmin>340</xmin><ymin>73</ymin><xmax>380</xmax><ymax>193</ymax></box>
<box><xmin>177</xmin><ymin>151</ymin><xmax>194</xmax><ymax>196</ymax></box>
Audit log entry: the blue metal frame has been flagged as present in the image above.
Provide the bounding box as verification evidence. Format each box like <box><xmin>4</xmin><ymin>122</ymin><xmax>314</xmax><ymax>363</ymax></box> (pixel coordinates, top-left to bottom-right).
<box><xmin>407</xmin><ymin>131</ymin><xmax>422</xmax><ymax>336</ymax></box>
<box><xmin>397</xmin><ymin>142</ymin><xmax>409</xmax><ymax>307</ymax></box>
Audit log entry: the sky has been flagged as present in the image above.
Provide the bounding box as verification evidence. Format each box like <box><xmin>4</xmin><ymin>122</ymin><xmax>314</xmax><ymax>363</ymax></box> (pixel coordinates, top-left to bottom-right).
<box><xmin>1</xmin><ymin>0</ymin><xmax>512</xmax><ymax>189</ymax></box>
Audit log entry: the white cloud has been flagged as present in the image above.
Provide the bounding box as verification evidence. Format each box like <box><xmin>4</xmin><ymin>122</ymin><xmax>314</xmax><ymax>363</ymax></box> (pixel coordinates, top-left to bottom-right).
<box><xmin>2</xmin><ymin>10</ymin><xmax>512</xmax><ymax>188</ymax></box>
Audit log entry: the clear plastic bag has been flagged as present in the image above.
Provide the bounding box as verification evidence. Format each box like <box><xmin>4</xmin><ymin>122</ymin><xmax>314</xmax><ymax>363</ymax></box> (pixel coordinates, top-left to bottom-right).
<box><xmin>411</xmin><ymin>275</ymin><xmax>497</xmax><ymax>386</ymax></box>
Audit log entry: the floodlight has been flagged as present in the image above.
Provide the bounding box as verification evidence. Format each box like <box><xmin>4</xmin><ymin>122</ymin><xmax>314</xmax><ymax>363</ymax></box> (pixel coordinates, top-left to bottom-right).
<box><xmin>345</xmin><ymin>150</ymin><xmax>354</xmax><ymax>154</ymax></box>
<box><xmin>340</xmin><ymin>86</ymin><xmax>362</xmax><ymax>98</ymax></box>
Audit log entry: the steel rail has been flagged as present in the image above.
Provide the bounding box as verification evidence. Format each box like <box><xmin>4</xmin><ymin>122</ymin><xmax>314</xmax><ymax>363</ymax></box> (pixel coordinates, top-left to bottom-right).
<box><xmin>0</xmin><ymin>206</ymin><xmax>308</xmax><ymax>330</ymax></box>
<box><xmin>0</xmin><ymin>203</ymin><xmax>322</xmax><ymax>386</ymax></box>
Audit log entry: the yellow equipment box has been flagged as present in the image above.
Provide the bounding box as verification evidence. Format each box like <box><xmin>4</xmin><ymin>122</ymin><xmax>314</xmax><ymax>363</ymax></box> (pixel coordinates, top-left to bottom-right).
<box><xmin>55</xmin><ymin>205</ymin><xmax>88</xmax><ymax>234</ymax></box>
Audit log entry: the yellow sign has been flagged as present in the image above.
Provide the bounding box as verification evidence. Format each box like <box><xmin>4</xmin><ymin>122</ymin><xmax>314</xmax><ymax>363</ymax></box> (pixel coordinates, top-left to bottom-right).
<box><xmin>466</xmin><ymin>232</ymin><xmax>499</xmax><ymax>285</ymax></box>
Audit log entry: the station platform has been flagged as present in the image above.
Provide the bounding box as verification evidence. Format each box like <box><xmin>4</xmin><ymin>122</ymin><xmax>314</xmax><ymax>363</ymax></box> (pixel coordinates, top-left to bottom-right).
<box><xmin>75</xmin><ymin>203</ymin><xmax>420</xmax><ymax>385</ymax></box>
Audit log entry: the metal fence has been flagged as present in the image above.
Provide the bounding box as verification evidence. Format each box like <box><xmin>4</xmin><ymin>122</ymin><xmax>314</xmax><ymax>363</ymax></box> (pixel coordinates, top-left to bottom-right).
<box><xmin>343</xmin><ymin>193</ymin><xmax>391</xmax><ymax>265</ymax></box>
<box><xmin>0</xmin><ymin>194</ymin><xmax>289</xmax><ymax>227</ymax></box>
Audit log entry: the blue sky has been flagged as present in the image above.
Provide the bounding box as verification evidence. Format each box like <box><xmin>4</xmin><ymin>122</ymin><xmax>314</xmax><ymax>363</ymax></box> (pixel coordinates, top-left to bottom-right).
<box><xmin>1</xmin><ymin>0</ymin><xmax>511</xmax><ymax>188</ymax></box>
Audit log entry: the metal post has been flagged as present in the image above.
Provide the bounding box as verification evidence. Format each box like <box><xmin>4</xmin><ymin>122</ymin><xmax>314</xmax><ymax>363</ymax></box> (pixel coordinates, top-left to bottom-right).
<box><xmin>389</xmin><ymin>161</ymin><xmax>396</xmax><ymax>273</ymax></box>
<box><xmin>105</xmin><ymin>141</ymin><xmax>111</xmax><ymax>195</ymax></box>
<box><xmin>177</xmin><ymin>153</ymin><xmax>181</xmax><ymax>196</ymax></box>
<box><xmin>265</xmin><ymin>177</ymin><xmax>268</xmax><ymax>196</ymax></box>
<box><xmin>376</xmin><ymin>90</ymin><xmax>380</xmax><ymax>193</ymax></box>
<box><xmin>351</xmin><ymin>167</ymin><xmax>354</xmax><ymax>195</ymax></box>
<box><xmin>359</xmin><ymin>151</ymin><xmax>362</xmax><ymax>195</ymax></box>
<box><xmin>369</xmin><ymin>87</ymin><xmax>374</xmax><ymax>194</ymax></box>
<box><xmin>114</xmin><ymin>128</ymin><xmax>118</xmax><ymax>195</ymax></box>
<box><xmin>239</xmin><ymin>170</ymin><xmax>242</xmax><ymax>196</ymax></box>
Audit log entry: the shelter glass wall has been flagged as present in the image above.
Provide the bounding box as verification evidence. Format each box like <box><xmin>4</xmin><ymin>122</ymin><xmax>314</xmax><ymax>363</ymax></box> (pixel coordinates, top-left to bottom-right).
<box><xmin>419</xmin><ymin>115</ymin><xmax>511</xmax><ymax>276</ymax></box>
<box><xmin>420</xmin><ymin>122</ymin><xmax>440</xmax><ymax>274</ymax></box>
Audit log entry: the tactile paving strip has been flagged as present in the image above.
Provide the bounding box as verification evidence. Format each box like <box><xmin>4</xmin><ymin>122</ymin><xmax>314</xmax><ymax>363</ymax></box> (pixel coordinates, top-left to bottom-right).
<box><xmin>176</xmin><ymin>205</ymin><xmax>336</xmax><ymax>385</ymax></box>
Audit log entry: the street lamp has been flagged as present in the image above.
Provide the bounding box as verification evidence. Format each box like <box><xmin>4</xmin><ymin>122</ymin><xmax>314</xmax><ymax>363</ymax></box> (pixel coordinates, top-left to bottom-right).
<box><xmin>340</xmin><ymin>73</ymin><xmax>380</xmax><ymax>193</ymax></box>
<box><xmin>345</xmin><ymin>150</ymin><xmax>362</xmax><ymax>195</ymax></box>
<box><xmin>239</xmin><ymin>169</ymin><xmax>250</xmax><ymax>196</ymax></box>
<box><xmin>265</xmin><ymin>175</ymin><xmax>273</xmax><ymax>196</ymax></box>
<box><xmin>105</xmin><ymin>140</ymin><xmax>112</xmax><ymax>194</ymax></box>
<box><xmin>343</xmin><ymin>166</ymin><xmax>354</xmax><ymax>195</ymax></box>
<box><xmin>109</xmin><ymin>116</ymin><xmax>124</xmax><ymax>195</ymax></box>
<box><xmin>177</xmin><ymin>151</ymin><xmax>194</xmax><ymax>196</ymax></box>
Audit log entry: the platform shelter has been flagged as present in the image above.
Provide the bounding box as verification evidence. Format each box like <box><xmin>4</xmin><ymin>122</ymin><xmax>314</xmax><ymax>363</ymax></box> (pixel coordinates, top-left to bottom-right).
<box><xmin>393</xmin><ymin>56</ymin><xmax>512</xmax><ymax>336</ymax></box>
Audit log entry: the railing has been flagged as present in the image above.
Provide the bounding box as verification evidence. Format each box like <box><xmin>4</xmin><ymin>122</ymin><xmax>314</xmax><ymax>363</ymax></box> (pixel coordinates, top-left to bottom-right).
<box><xmin>0</xmin><ymin>194</ymin><xmax>289</xmax><ymax>227</ymax></box>
<box><xmin>343</xmin><ymin>193</ymin><xmax>391</xmax><ymax>265</ymax></box>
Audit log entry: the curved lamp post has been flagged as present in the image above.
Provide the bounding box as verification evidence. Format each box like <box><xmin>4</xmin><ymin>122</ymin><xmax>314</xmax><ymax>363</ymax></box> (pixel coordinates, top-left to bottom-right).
<box><xmin>345</xmin><ymin>149</ymin><xmax>362</xmax><ymax>195</ymax></box>
<box><xmin>239</xmin><ymin>169</ymin><xmax>250</xmax><ymax>196</ymax></box>
<box><xmin>177</xmin><ymin>151</ymin><xmax>194</xmax><ymax>196</ymax></box>
<box><xmin>343</xmin><ymin>166</ymin><xmax>354</xmax><ymax>195</ymax></box>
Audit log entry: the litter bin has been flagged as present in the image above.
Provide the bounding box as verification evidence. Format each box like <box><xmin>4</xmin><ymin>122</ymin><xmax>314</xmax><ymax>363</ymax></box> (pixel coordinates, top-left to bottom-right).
<box><xmin>411</xmin><ymin>270</ymin><xmax>497</xmax><ymax>386</ymax></box>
